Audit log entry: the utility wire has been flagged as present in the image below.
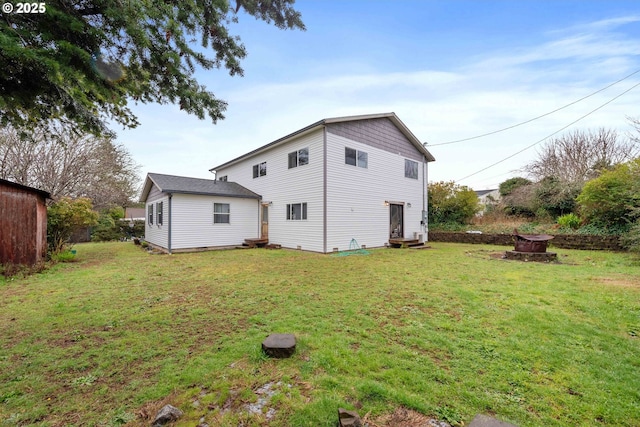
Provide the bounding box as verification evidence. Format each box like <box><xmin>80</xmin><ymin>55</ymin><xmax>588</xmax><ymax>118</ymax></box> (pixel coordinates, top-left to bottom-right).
<box><xmin>427</xmin><ymin>68</ymin><xmax>640</xmax><ymax>147</ymax></box>
<box><xmin>455</xmin><ymin>80</ymin><xmax>640</xmax><ymax>183</ymax></box>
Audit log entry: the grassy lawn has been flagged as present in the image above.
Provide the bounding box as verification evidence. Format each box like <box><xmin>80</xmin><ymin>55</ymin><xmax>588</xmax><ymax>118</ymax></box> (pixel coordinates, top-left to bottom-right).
<box><xmin>1</xmin><ymin>242</ymin><xmax>639</xmax><ymax>426</ymax></box>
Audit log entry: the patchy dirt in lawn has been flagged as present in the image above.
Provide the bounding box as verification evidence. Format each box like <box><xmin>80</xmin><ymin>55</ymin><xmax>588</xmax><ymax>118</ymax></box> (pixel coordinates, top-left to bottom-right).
<box><xmin>597</xmin><ymin>276</ymin><xmax>640</xmax><ymax>289</ymax></box>
<box><xmin>366</xmin><ymin>406</ymin><xmax>451</xmax><ymax>427</ymax></box>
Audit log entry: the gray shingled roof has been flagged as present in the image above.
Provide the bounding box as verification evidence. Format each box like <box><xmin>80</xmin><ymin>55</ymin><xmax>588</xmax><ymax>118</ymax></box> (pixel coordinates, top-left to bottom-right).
<box><xmin>142</xmin><ymin>173</ymin><xmax>261</xmax><ymax>200</ymax></box>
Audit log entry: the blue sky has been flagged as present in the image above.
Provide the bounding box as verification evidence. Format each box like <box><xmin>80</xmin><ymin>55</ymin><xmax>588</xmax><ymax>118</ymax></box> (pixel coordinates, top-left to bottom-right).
<box><xmin>118</xmin><ymin>0</ymin><xmax>640</xmax><ymax>191</ymax></box>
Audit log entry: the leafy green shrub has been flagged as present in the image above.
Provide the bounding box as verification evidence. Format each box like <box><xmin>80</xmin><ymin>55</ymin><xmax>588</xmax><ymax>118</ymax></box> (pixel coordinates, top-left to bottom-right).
<box><xmin>557</xmin><ymin>213</ymin><xmax>581</xmax><ymax>230</ymax></box>
<box><xmin>577</xmin><ymin>158</ymin><xmax>640</xmax><ymax>228</ymax></box>
<box><xmin>47</xmin><ymin>197</ymin><xmax>99</xmax><ymax>255</ymax></box>
<box><xmin>535</xmin><ymin>176</ymin><xmax>581</xmax><ymax>218</ymax></box>
<box><xmin>620</xmin><ymin>220</ymin><xmax>640</xmax><ymax>253</ymax></box>
<box><xmin>499</xmin><ymin>176</ymin><xmax>532</xmax><ymax>197</ymax></box>
<box><xmin>51</xmin><ymin>250</ymin><xmax>77</xmax><ymax>263</ymax></box>
<box><xmin>428</xmin><ymin>181</ymin><xmax>480</xmax><ymax>225</ymax></box>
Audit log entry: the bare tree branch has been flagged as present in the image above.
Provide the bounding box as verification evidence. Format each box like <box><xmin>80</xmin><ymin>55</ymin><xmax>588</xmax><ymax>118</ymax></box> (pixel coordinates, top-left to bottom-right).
<box><xmin>0</xmin><ymin>127</ymin><xmax>140</xmax><ymax>209</ymax></box>
<box><xmin>523</xmin><ymin>128</ymin><xmax>640</xmax><ymax>183</ymax></box>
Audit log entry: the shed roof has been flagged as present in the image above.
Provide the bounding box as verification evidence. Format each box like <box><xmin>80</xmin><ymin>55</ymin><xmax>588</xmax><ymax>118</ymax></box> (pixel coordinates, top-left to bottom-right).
<box><xmin>210</xmin><ymin>112</ymin><xmax>435</xmax><ymax>171</ymax></box>
<box><xmin>140</xmin><ymin>173</ymin><xmax>261</xmax><ymax>202</ymax></box>
<box><xmin>0</xmin><ymin>178</ymin><xmax>51</xmax><ymax>199</ymax></box>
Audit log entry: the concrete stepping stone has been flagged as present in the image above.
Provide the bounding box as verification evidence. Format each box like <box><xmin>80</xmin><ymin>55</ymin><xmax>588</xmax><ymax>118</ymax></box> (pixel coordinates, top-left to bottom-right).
<box><xmin>469</xmin><ymin>414</ymin><xmax>518</xmax><ymax>427</ymax></box>
<box><xmin>261</xmin><ymin>333</ymin><xmax>296</xmax><ymax>358</ymax></box>
<box><xmin>338</xmin><ymin>408</ymin><xmax>362</xmax><ymax>427</ymax></box>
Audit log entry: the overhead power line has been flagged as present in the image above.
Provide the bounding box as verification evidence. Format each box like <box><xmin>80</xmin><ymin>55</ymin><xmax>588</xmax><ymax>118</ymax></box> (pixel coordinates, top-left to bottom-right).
<box><xmin>455</xmin><ymin>80</ymin><xmax>640</xmax><ymax>184</ymax></box>
<box><xmin>427</xmin><ymin>68</ymin><xmax>640</xmax><ymax>147</ymax></box>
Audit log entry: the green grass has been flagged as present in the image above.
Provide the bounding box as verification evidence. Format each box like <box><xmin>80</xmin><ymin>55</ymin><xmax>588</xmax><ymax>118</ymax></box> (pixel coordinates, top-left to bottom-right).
<box><xmin>1</xmin><ymin>242</ymin><xmax>639</xmax><ymax>426</ymax></box>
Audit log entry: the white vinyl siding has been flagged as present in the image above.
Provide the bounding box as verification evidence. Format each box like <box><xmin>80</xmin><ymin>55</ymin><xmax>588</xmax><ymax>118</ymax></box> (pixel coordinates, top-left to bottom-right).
<box><xmin>171</xmin><ymin>195</ymin><xmax>258</xmax><ymax>249</ymax></box>
<box><xmin>326</xmin><ymin>133</ymin><xmax>426</xmax><ymax>251</ymax></box>
<box><xmin>145</xmin><ymin>195</ymin><xmax>168</xmax><ymax>249</ymax></box>
<box><xmin>216</xmin><ymin>129</ymin><xmax>324</xmax><ymax>252</ymax></box>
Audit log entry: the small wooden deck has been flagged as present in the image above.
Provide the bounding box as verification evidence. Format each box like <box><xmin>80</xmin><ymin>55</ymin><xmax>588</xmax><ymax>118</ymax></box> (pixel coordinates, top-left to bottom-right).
<box><xmin>389</xmin><ymin>238</ymin><xmax>422</xmax><ymax>248</ymax></box>
<box><xmin>243</xmin><ymin>238</ymin><xmax>269</xmax><ymax>248</ymax></box>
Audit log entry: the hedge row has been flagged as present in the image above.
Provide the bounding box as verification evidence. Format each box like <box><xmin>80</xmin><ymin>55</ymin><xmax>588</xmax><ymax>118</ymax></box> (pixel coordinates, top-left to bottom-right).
<box><xmin>428</xmin><ymin>231</ymin><xmax>624</xmax><ymax>251</ymax></box>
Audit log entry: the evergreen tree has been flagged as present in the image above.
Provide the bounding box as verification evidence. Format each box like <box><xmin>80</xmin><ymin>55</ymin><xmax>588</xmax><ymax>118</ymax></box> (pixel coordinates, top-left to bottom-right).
<box><xmin>0</xmin><ymin>0</ymin><xmax>305</xmax><ymax>136</ymax></box>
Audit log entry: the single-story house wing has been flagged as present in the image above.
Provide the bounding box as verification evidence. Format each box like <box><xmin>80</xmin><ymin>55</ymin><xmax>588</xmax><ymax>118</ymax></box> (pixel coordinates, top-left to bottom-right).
<box><xmin>140</xmin><ymin>173</ymin><xmax>261</xmax><ymax>252</ymax></box>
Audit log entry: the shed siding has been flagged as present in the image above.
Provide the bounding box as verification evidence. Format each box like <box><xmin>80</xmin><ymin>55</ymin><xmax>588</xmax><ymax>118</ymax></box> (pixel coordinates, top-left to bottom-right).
<box><xmin>0</xmin><ymin>182</ymin><xmax>47</xmax><ymax>265</ymax></box>
<box><xmin>325</xmin><ymin>133</ymin><xmax>426</xmax><ymax>251</ymax></box>
<box><xmin>216</xmin><ymin>129</ymin><xmax>325</xmax><ymax>252</ymax></box>
<box><xmin>171</xmin><ymin>194</ymin><xmax>259</xmax><ymax>249</ymax></box>
<box><xmin>145</xmin><ymin>195</ymin><xmax>169</xmax><ymax>249</ymax></box>
<box><xmin>327</xmin><ymin>117</ymin><xmax>424</xmax><ymax>162</ymax></box>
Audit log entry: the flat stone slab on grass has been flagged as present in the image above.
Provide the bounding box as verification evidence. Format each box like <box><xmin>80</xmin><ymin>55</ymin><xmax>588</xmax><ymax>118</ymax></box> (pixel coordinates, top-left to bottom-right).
<box><xmin>338</xmin><ymin>408</ymin><xmax>362</xmax><ymax>427</ymax></box>
<box><xmin>469</xmin><ymin>414</ymin><xmax>518</xmax><ymax>427</ymax></box>
<box><xmin>262</xmin><ymin>333</ymin><xmax>296</xmax><ymax>358</ymax></box>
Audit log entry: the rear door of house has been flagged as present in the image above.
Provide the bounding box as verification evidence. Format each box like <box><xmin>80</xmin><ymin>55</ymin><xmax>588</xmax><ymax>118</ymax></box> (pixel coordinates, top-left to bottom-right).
<box><xmin>389</xmin><ymin>203</ymin><xmax>404</xmax><ymax>238</ymax></box>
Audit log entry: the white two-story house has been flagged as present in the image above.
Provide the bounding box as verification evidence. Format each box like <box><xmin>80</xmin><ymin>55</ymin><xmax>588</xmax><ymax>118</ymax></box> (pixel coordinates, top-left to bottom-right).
<box><xmin>141</xmin><ymin>112</ymin><xmax>435</xmax><ymax>253</ymax></box>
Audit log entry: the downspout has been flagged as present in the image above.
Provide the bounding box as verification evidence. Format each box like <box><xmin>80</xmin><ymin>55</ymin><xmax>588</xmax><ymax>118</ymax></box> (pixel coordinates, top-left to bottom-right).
<box><xmin>423</xmin><ymin>156</ymin><xmax>429</xmax><ymax>242</ymax></box>
<box><xmin>323</xmin><ymin>126</ymin><xmax>328</xmax><ymax>254</ymax></box>
<box><xmin>168</xmin><ymin>194</ymin><xmax>172</xmax><ymax>254</ymax></box>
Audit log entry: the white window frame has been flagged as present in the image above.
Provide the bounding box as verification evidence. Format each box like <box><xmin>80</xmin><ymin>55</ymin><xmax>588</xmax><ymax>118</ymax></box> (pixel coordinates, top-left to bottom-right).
<box><xmin>148</xmin><ymin>204</ymin><xmax>154</xmax><ymax>225</ymax></box>
<box><xmin>288</xmin><ymin>147</ymin><xmax>309</xmax><ymax>169</ymax></box>
<box><xmin>286</xmin><ymin>202</ymin><xmax>308</xmax><ymax>221</ymax></box>
<box><xmin>345</xmin><ymin>147</ymin><xmax>368</xmax><ymax>168</ymax></box>
<box><xmin>213</xmin><ymin>203</ymin><xmax>231</xmax><ymax>224</ymax></box>
<box><xmin>253</xmin><ymin>162</ymin><xmax>267</xmax><ymax>178</ymax></box>
<box><xmin>405</xmin><ymin>159</ymin><xmax>418</xmax><ymax>179</ymax></box>
<box><xmin>156</xmin><ymin>201</ymin><xmax>163</xmax><ymax>225</ymax></box>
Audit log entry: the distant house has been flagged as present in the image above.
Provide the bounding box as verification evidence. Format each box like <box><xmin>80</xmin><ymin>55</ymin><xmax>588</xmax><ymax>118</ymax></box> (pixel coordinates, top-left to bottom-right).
<box><xmin>123</xmin><ymin>207</ymin><xmax>145</xmax><ymax>221</ymax></box>
<box><xmin>0</xmin><ymin>179</ymin><xmax>50</xmax><ymax>266</ymax></box>
<box><xmin>141</xmin><ymin>112</ymin><xmax>435</xmax><ymax>253</ymax></box>
<box><xmin>475</xmin><ymin>189</ymin><xmax>500</xmax><ymax>215</ymax></box>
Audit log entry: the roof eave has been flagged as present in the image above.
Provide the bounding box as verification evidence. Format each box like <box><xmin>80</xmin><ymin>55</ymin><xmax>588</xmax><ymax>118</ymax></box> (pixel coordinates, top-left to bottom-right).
<box><xmin>210</xmin><ymin>120</ymin><xmax>326</xmax><ymax>171</ymax></box>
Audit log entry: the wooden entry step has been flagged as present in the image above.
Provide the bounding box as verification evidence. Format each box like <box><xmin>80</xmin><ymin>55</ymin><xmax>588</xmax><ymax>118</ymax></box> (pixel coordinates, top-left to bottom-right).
<box><xmin>389</xmin><ymin>238</ymin><xmax>421</xmax><ymax>248</ymax></box>
<box><xmin>243</xmin><ymin>238</ymin><xmax>269</xmax><ymax>248</ymax></box>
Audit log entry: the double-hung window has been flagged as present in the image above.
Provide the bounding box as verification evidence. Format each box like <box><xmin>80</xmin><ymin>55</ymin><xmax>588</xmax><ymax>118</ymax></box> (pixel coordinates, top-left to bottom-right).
<box><xmin>288</xmin><ymin>148</ymin><xmax>309</xmax><ymax>169</ymax></box>
<box><xmin>214</xmin><ymin>203</ymin><xmax>230</xmax><ymax>224</ymax></box>
<box><xmin>405</xmin><ymin>159</ymin><xmax>418</xmax><ymax>179</ymax></box>
<box><xmin>345</xmin><ymin>147</ymin><xmax>368</xmax><ymax>168</ymax></box>
<box><xmin>253</xmin><ymin>162</ymin><xmax>267</xmax><ymax>178</ymax></box>
<box><xmin>286</xmin><ymin>203</ymin><xmax>307</xmax><ymax>220</ymax></box>
<box><xmin>148</xmin><ymin>204</ymin><xmax>154</xmax><ymax>225</ymax></box>
<box><xmin>156</xmin><ymin>201</ymin><xmax>163</xmax><ymax>225</ymax></box>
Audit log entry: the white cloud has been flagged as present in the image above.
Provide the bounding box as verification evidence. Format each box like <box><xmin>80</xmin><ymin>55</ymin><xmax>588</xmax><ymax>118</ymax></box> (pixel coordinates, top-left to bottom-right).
<box><xmin>120</xmin><ymin>13</ymin><xmax>640</xmax><ymax>191</ymax></box>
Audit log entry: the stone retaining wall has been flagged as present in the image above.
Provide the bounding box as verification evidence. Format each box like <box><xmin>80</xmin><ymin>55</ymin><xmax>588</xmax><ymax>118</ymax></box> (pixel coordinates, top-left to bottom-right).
<box><xmin>428</xmin><ymin>231</ymin><xmax>624</xmax><ymax>251</ymax></box>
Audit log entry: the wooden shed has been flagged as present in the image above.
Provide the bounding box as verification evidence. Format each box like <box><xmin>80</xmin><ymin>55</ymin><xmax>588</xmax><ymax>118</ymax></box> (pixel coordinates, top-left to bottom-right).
<box><xmin>0</xmin><ymin>179</ymin><xmax>50</xmax><ymax>266</ymax></box>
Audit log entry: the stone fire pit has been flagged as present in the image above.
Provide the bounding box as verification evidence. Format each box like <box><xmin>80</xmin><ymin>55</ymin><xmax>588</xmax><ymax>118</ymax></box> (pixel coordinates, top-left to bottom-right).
<box><xmin>505</xmin><ymin>229</ymin><xmax>557</xmax><ymax>262</ymax></box>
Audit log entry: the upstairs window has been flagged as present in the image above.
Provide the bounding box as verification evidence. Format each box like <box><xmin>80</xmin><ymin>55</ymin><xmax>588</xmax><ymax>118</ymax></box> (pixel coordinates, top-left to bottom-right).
<box><xmin>253</xmin><ymin>162</ymin><xmax>267</xmax><ymax>178</ymax></box>
<box><xmin>345</xmin><ymin>147</ymin><xmax>368</xmax><ymax>168</ymax></box>
<box><xmin>288</xmin><ymin>148</ymin><xmax>309</xmax><ymax>169</ymax></box>
<box><xmin>286</xmin><ymin>203</ymin><xmax>307</xmax><ymax>220</ymax></box>
<box><xmin>148</xmin><ymin>204</ymin><xmax>154</xmax><ymax>225</ymax></box>
<box><xmin>156</xmin><ymin>201</ymin><xmax>163</xmax><ymax>225</ymax></box>
<box><xmin>405</xmin><ymin>159</ymin><xmax>418</xmax><ymax>179</ymax></box>
<box><xmin>214</xmin><ymin>203</ymin><xmax>230</xmax><ymax>224</ymax></box>
<box><xmin>218</xmin><ymin>175</ymin><xmax>228</xmax><ymax>182</ymax></box>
